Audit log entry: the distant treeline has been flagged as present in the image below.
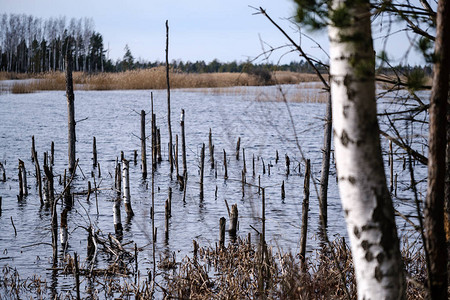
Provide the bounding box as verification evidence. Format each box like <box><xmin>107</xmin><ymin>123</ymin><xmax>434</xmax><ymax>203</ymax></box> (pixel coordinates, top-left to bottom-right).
<box><xmin>0</xmin><ymin>14</ymin><xmax>105</xmax><ymax>73</ymax></box>
<box><xmin>0</xmin><ymin>13</ymin><xmax>432</xmax><ymax>77</ymax></box>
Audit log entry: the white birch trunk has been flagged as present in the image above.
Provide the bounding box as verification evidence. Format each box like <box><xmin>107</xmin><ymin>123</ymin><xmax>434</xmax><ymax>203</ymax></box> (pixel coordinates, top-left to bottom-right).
<box><xmin>122</xmin><ymin>159</ymin><xmax>134</xmax><ymax>217</ymax></box>
<box><xmin>329</xmin><ymin>1</ymin><xmax>405</xmax><ymax>299</ymax></box>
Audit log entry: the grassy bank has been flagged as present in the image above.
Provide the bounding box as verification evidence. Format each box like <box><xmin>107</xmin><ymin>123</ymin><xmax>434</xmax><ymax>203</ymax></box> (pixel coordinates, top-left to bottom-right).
<box><xmin>1</xmin><ymin>69</ymin><xmax>324</xmax><ymax>94</ymax></box>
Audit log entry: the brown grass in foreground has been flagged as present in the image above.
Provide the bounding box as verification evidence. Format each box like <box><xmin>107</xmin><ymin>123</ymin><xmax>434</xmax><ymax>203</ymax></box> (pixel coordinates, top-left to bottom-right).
<box><xmin>5</xmin><ymin>68</ymin><xmax>324</xmax><ymax>94</ymax></box>
<box><xmin>0</xmin><ymin>235</ymin><xmax>427</xmax><ymax>299</ymax></box>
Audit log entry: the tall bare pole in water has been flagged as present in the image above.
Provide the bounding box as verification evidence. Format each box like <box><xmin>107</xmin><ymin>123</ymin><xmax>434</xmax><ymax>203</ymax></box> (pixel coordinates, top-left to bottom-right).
<box><xmin>166</xmin><ymin>20</ymin><xmax>174</xmax><ymax>174</ymax></box>
<box><xmin>65</xmin><ymin>37</ymin><xmax>76</xmax><ymax>175</ymax></box>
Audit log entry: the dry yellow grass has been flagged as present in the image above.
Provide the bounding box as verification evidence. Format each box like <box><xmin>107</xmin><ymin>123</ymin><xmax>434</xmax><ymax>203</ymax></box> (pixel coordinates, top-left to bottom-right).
<box><xmin>7</xmin><ymin>68</ymin><xmax>324</xmax><ymax>93</ymax></box>
<box><xmin>189</xmin><ymin>81</ymin><xmax>328</xmax><ymax>103</ymax></box>
<box><xmin>273</xmin><ymin>71</ymin><xmax>328</xmax><ymax>84</ymax></box>
<box><xmin>0</xmin><ymin>72</ymin><xmax>31</xmax><ymax>81</ymax></box>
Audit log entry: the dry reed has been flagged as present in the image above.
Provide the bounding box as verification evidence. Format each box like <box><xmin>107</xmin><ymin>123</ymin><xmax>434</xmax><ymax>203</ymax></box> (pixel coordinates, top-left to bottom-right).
<box><xmin>0</xmin><ymin>235</ymin><xmax>429</xmax><ymax>299</ymax></box>
<box><xmin>6</xmin><ymin>69</ymin><xmax>325</xmax><ymax>94</ymax></box>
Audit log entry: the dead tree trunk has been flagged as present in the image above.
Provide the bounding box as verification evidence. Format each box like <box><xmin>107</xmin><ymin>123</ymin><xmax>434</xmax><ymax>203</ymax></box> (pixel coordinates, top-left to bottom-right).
<box><xmin>300</xmin><ymin>159</ymin><xmax>310</xmax><ymax>271</ymax></box>
<box><xmin>424</xmin><ymin>1</ymin><xmax>450</xmax><ymax>299</ymax></box>
<box><xmin>181</xmin><ymin>109</ymin><xmax>187</xmax><ymax>178</ymax></box>
<box><xmin>166</xmin><ymin>20</ymin><xmax>174</xmax><ymax>174</ymax></box>
<box><xmin>122</xmin><ymin>159</ymin><xmax>134</xmax><ymax>218</ymax></box>
<box><xmin>92</xmin><ymin>136</ymin><xmax>97</xmax><ymax>167</ymax></box>
<box><xmin>200</xmin><ymin>143</ymin><xmax>205</xmax><ymax>199</ymax></box>
<box><xmin>319</xmin><ymin>95</ymin><xmax>332</xmax><ymax>228</ymax></box>
<box><xmin>141</xmin><ymin>110</ymin><xmax>147</xmax><ymax>179</ymax></box>
<box><xmin>65</xmin><ymin>48</ymin><xmax>76</xmax><ymax>175</ymax></box>
<box><xmin>209</xmin><ymin>128</ymin><xmax>214</xmax><ymax>169</ymax></box>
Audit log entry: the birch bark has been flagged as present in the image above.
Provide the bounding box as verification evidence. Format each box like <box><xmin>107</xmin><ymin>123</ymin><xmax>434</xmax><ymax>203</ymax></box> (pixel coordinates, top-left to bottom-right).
<box><xmin>329</xmin><ymin>1</ymin><xmax>405</xmax><ymax>299</ymax></box>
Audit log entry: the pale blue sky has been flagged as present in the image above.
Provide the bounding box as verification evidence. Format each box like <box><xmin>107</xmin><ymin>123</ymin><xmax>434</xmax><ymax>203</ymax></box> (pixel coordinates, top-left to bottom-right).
<box><xmin>1</xmin><ymin>0</ymin><xmax>428</xmax><ymax>65</ymax></box>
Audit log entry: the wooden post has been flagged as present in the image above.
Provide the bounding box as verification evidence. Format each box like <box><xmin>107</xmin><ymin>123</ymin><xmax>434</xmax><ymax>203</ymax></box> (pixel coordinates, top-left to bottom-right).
<box><xmin>166</xmin><ymin>20</ymin><xmax>174</xmax><ymax>174</ymax></box>
<box><xmin>50</xmin><ymin>141</ymin><xmax>54</xmax><ymax>165</ymax></box>
<box><xmin>48</xmin><ymin>166</ymin><xmax>54</xmax><ymax>203</ymax></box>
<box><xmin>258</xmin><ymin>175</ymin><xmax>261</xmax><ymax>194</ymax></box>
<box><xmin>113</xmin><ymin>195</ymin><xmax>123</xmax><ymax>237</ymax></box>
<box><xmin>60</xmin><ymin>208</ymin><xmax>69</xmax><ymax>248</ymax></box>
<box><xmin>200</xmin><ymin>143</ymin><xmax>205</xmax><ymax>199</ymax></box>
<box><xmin>175</xmin><ymin>134</ymin><xmax>180</xmax><ymax>178</ymax></box>
<box><xmin>51</xmin><ymin>194</ymin><xmax>58</xmax><ymax>266</ymax></box>
<box><xmin>243</xmin><ymin>148</ymin><xmax>246</xmax><ymax>174</ymax></box>
<box><xmin>157</xmin><ymin>128</ymin><xmax>162</xmax><ymax>163</ymax></box>
<box><xmin>152</xmin><ymin>118</ymin><xmax>156</xmax><ymax>168</ymax></box>
<box><xmin>152</xmin><ymin>109</ymin><xmax>157</xmax><ymax>171</ymax></box>
<box><xmin>31</xmin><ymin>135</ymin><xmax>36</xmax><ymax>162</ymax></box>
<box><xmin>44</xmin><ymin>152</ymin><xmax>48</xmax><ymax>167</ymax></box>
<box><xmin>18</xmin><ymin>167</ymin><xmax>23</xmax><ymax>201</ymax></box>
<box><xmin>87</xmin><ymin>181</ymin><xmax>91</xmax><ymax>202</ymax></box>
<box><xmin>134</xmin><ymin>150</ymin><xmax>137</xmax><ymax>165</ymax></box>
<box><xmin>66</xmin><ymin>49</ymin><xmax>76</xmax><ymax>175</ymax></box>
<box><xmin>285</xmin><ymin>154</ymin><xmax>290</xmax><ymax>176</ymax></box>
<box><xmin>319</xmin><ymin>94</ymin><xmax>332</xmax><ymax>228</ymax></box>
<box><xmin>394</xmin><ymin>173</ymin><xmax>398</xmax><ymax>197</ymax></box>
<box><xmin>209</xmin><ymin>128</ymin><xmax>214</xmax><ymax>169</ymax></box>
<box><xmin>252</xmin><ymin>154</ymin><xmax>255</xmax><ymax>177</ymax></box>
<box><xmin>43</xmin><ymin>165</ymin><xmax>49</xmax><ymax>203</ymax></box>
<box><xmin>241</xmin><ymin>170</ymin><xmax>245</xmax><ymax>198</ymax></box>
<box><xmin>151</xmin><ymin>94</ymin><xmax>156</xmax><ymax>276</ymax></box>
<box><xmin>223</xmin><ymin>149</ymin><xmax>228</xmax><ymax>179</ymax></box>
<box><xmin>115</xmin><ymin>158</ymin><xmax>121</xmax><ymax>197</ymax></box>
<box><xmin>180</xmin><ymin>109</ymin><xmax>187</xmax><ymax>178</ymax></box>
<box><xmin>262</xmin><ymin>158</ymin><xmax>266</xmax><ymax>175</ymax></box>
<box><xmin>300</xmin><ymin>159</ymin><xmax>311</xmax><ymax>271</ymax></box>
<box><xmin>74</xmin><ymin>252</ymin><xmax>81</xmax><ymax>300</ymax></box>
<box><xmin>122</xmin><ymin>159</ymin><xmax>134</xmax><ymax>217</ymax></box>
<box><xmin>261</xmin><ymin>188</ymin><xmax>266</xmax><ymax>251</ymax></box>
<box><xmin>168</xmin><ymin>187</ymin><xmax>172</xmax><ymax>217</ymax></box>
<box><xmin>1</xmin><ymin>163</ymin><xmax>5</xmax><ymax>182</ymax></box>
<box><xmin>275</xmin><ymin>150</ymin><xmax>279</xmax><ymax>164</ymax></box>
<box><xmin>193</xmin><ymin>240</ymin><xmax>199</xmax><ymax>259</ymax></box>
<box><xmin>281</xmin><ymin>180</ymin><xmax>285</xmax><ymax>200</ymax></box>
<box><xmin>140</xmin><ymin>110</ymin><xmax>147</xmax><ymax>179</ymax></box>
<box><xmin>236</xmin><ymin>137</ymin><xmax>241</xmax><ymax>160</ymax></box>
<box><xmin>97</xmin><ymin>162</ymin><xmax>101</xmax><ymax>178</ymax></box>
<box><xmin>229</xmin><ymin>204</ymin><xmax>238</xmax><ymax>236</ymax></box>
<box><xmin>165</xmin><ymin>199</ymin><xmax>170</xmax><ymax>240</ymax></box>
<box><xmin>93</xmin><ymin>136</ymin><xmax>97</xmax><ymax>167</ymax></box>
<box><xmin>64</xmin><ymin>169</ymin><xmax>72</xmax><ymax>206</ymax></box>
<box><xmin>18</xmin><ymin>159</ymin><xmax>27</xmax><ymax>196</ymax></box>
<box><xmin>219</xmin><ymin>217</ymin><xmax>226</xmax><ymax>249</ymax></box>
<box><xmin>183</xmin><ymin>175</ymin><xmax>187</xmax><ymax>203</ymax></box>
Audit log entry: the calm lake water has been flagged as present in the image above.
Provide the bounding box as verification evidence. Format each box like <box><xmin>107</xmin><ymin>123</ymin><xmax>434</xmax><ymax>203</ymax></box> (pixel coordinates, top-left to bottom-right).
<box><xmin>0</xmin><ymin>83</ymin><xmax>429</xmax><ymax>297</ymax></box>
